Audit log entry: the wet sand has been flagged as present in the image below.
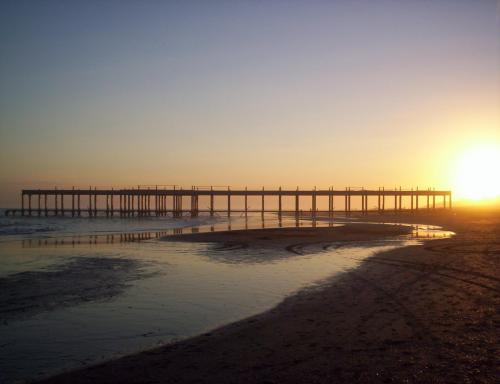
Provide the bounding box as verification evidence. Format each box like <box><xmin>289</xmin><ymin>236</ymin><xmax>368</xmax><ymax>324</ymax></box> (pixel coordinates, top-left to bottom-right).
<box><xmin>40</xmin><ymin>211</ymin><xmax>499</xmax><ymax>383</ymax></box>
<box><xmin>165</xmin><ymin>223</ymin><xmax>412</xmax><ymax>248</ymax></box>
<box><xmin>0</xmin><ymin>257</ymin><xmax>155</xmax><ymax>322</ymax></box>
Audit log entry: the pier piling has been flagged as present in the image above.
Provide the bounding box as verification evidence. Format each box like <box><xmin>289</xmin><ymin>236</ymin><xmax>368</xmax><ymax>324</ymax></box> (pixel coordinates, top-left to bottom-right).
<box><xmin>8</xmin><ymin>186</ymin><xmax>452</xmax><ymax>218</ymax></box>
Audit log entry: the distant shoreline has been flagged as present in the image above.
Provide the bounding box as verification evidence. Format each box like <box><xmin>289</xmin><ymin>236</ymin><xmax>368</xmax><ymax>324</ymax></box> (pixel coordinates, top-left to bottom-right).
<box><xmin>161</xmin><ymin>222</ymin><xmax>412</xmax><ymax>245</ymax></box>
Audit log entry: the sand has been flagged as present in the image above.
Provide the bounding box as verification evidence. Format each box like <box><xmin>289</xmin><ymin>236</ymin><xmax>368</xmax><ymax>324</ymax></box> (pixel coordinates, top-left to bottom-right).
<box><xmin>40</xmin><ymin>209</ymin><xmax>499</xmax><ymax>383</ymax></box>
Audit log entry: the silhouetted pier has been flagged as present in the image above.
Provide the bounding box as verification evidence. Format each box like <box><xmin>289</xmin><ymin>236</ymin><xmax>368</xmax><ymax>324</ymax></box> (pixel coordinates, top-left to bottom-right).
<box><xmin>4</xmin><ymin>186</ymin><xmax>452</xmax><ymax>217</ymax></box>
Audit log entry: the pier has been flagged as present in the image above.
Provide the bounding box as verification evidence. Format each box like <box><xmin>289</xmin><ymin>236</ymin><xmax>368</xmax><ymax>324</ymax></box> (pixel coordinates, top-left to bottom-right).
<box><xmin>5</xmin><ymin>186</ymin><xmax>452</xmax><ymax>218</ymax></box>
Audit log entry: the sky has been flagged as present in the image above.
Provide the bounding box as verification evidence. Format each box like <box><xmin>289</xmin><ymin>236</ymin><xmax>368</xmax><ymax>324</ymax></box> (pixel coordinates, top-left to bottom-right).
<box><xmin>0</xmin><ymin>0</ymin><xmax>499</xmax><ymax>206</ymax></box>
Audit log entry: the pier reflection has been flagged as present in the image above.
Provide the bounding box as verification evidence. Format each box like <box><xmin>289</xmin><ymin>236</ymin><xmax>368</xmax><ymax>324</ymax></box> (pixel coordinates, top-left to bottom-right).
<box><xmin>18</xmin><ymin>215</ymin><xmax>451</xmax><ymax>249</ymax></box>
<box><xmin>18</xmin><ymin>215</ymin><xmax>324</xmax><ymax>248</ymax></box>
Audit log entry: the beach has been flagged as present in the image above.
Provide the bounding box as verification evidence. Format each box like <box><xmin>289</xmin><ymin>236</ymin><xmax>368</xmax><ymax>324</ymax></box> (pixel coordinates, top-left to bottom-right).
<box><xmin>39</xmin><ymin>208</ymin><xmax>499</xmax><ymax>383</ymax></box>
<box><xmin>0</xmin><ymin>216</ymin><xmax>420</xmax><ymax>382</ymax></box>
<box><xmin>3</xmin><ymin>1</ymin><xmax>499</xmax><ymax>383</ymax></box>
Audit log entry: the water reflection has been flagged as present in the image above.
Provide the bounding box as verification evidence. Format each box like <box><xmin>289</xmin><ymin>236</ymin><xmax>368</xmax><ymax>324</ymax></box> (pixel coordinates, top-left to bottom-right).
<box><xmin>15</xmin><ymin>216</ymin><xmax>453</xmax><ymax>248</ymax></box>
<box><xmin>0</xmin><ymin>215</ymin><xmax>453</xmax><ymax>383</ymax></box>
<box><xmin>16</xmin><ymin>215</ymin><xmax>329</xmax><ymax>248</ymax></box>
<box><xmin>18</xmin><ymin>216</ymin><xmax>451</xmax><ymax>249</ymax></box>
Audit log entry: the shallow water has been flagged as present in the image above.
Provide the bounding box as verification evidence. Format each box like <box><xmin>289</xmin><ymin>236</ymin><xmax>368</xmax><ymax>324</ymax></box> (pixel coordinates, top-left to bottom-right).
<box><xmin>0</xmin><ymin>213</ymin><xmax>452</xmax><ymax>383</ymax></box>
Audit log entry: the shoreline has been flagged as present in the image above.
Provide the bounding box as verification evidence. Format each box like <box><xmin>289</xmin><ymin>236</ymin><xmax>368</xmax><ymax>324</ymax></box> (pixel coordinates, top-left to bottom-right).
<box><xmin>40</xmin><ymin>211</ymin><xmax>499</xmax><ymax>383</ymax></box>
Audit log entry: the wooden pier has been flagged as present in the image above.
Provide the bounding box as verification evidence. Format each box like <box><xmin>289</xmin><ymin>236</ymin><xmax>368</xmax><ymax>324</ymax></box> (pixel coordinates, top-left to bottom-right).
<box><xmin>4</xmin><ymin>186</ymin><xmax>452</xmax><ymax>218</ymax></box>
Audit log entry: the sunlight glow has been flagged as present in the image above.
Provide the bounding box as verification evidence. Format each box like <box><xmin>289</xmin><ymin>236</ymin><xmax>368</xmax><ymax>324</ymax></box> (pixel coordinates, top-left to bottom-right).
<box><xmin>453</xmin><ymin>144</ymin><xmax>500</xmax><ymax>201</ymax></box>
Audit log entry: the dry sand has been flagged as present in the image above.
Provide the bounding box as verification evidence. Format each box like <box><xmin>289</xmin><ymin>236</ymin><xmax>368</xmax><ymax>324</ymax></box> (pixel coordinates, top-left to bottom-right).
<box><xmin>40</xmin><ymin>209</ymin><xmax>499</xmax><ymax>383</ymax></box>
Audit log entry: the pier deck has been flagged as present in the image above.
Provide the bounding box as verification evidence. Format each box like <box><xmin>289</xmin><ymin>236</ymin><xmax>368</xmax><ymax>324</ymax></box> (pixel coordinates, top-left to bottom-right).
<box><xmin>5</xmin><ymin>186</ymin><xmax>452</xmax><ymax>217</ymax></box>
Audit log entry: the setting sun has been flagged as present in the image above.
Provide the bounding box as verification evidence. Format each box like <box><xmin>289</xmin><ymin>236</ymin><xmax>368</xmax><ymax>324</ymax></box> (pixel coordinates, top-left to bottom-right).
<box><xmin>453</xmin><ymin>144</ymin><xmax>500</xmax><ymax>201</ymax></box>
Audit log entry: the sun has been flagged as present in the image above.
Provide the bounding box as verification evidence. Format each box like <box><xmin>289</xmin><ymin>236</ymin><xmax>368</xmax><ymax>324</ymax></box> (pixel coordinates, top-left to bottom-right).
<box><xmin>452</xmin><ymin>144</ymin><xmax>500</xmax><ymax>201</ymax></box>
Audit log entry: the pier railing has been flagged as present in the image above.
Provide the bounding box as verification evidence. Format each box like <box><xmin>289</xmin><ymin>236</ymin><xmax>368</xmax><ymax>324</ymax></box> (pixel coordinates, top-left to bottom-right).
<box><xmin>5</xmin><ymin>186</ymin><xmax>452</xmax><ymax>217</ymax></box>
